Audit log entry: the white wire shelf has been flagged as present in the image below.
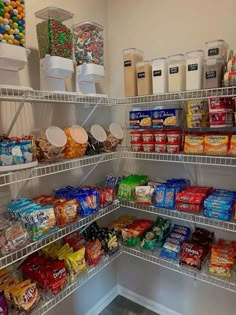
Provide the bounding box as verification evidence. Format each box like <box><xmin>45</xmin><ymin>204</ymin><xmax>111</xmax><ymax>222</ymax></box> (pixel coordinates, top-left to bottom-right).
<box><xmin>122</xmin><ymin>246</ymin><xmax>236</xmax><ymax>293</ymax></box>
<box><xmin>0</xmin><ymin>86</ymin><xmax>236</xmax><ymax>106</ymax></box>
<box><xmin>0</xmin><ymin>201</ymin><xmax>120</xmax><ymax>270</ymax></box>
<box><xmin>0</xmin><ymin>153</ymin><xmax>118</xmax><ymax>187</ymax></box>
<box><xmin>32</xmin><ymin>251</ymin><xmax>121</xmax><ymax>315</ymax></box>
<box><xmin>123</xmin><ymin>151</ymin><xmax>236</xmax><ymax>167</ymax></box>
<box><xmin>120</xmin><ymin>200</ymin><xmax>236</xmax><ymax>233</ymax></box>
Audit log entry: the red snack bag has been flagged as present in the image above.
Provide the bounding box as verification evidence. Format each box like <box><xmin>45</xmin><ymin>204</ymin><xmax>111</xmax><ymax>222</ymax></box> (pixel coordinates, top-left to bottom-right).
<box><xmin>63</xmin><ymin>232</ymin><xmax>85</xmax><ymax>251</ymax></box>
<box><xmin>46</xmin><ymin>260</ymin><xmax>67</xmax><ymax>295</ymax></box>
<box><xmin>85</xmin><ymin>240</ymin><xmax>103</xmax><ymax>266</ymax></box>
<box><xmin>100</xmin><ymin>188</ymin><xmax>115</xmax><ymax>208</ymax></box>
<box><xmin>180</xmin><ymin>242</ymin><xmax>207</xmax><ymax>270</ymax></box>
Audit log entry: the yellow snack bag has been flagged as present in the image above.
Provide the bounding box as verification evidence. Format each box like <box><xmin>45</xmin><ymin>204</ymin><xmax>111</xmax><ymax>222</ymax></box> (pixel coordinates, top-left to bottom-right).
<box><xmin>13</xmin><ymin>282</ymin><xmax>39</xmax><ymax>312</ymax></box>
<box><xmin>5</xmin><ymin>280</ymin><xmax>31</xmax><ymax>305</ymax></box>
<box><xmin>66</xmin><ymin>247</ymin><xmax>87</xmax><ymax>282</ymax></box>
<box><xmin>2</xmin><ymin>277</ymin><xmax>19</xmax><ymax>302</ymax></box>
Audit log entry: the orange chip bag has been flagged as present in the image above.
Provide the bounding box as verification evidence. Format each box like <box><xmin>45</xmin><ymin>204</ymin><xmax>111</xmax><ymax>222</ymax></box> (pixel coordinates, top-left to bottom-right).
<box><xmin>12</xmin><ymin>282</ymin><xmax>39</xmax><ymax>312</ymax></box>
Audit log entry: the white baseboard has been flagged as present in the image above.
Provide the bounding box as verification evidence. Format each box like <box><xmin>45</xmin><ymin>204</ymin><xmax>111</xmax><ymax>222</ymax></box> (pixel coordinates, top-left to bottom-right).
<box><xmin>118</xmin><ymin>285</ymin><xmax>183</xmax><ymax>315</ymax></box>
<box><xmin>84</xmin><ymin>285</ymin><xmax>118</xmax><ymax>315</ymax></box>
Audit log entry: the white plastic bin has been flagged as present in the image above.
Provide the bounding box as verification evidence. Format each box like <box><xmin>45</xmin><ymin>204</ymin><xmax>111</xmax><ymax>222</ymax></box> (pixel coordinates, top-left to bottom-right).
<box><xmin>136</xmin><ymin>60</ymin><xmax>153</xmax><ymax>96</ymax></box>
<box><xmin>168</xmin><ymin>54</ymin><xmax>186</xmax><ymax>92</ymax></box>
<box><xmin>186</xmin><ymin>50</ymin><xmax>204</xmax><ymax>90</ymax></box>
<box><xmin>152</xmin><ymin>58</ymin><xmax>168</xmax><ymax>94</ymax></box>
<box><xmin>205</xmin><ymin>40</ymin><xmax>229</xmax><ymax>60</ymax></box>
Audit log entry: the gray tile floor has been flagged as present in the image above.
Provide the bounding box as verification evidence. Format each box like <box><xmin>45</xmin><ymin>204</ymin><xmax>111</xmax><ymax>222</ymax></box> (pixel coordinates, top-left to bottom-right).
<box><xmin>99</xmin><ymin>295</ymin><xmax>158</xmax><ymax>315</ymax></box>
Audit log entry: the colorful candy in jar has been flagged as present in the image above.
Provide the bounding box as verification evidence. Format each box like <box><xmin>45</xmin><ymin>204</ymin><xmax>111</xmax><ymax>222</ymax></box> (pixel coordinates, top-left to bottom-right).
<box><xmin>74</xmin><ymin>21</ymin><xmax>104</xmax><ymax>66</ymax></box>
<box><xmin>36</xmin><ymin>17</ymin><xmax>73</xmax><ymax>59</ymax></box>
<box><xmin>0</xmin><ymin>0</ymin><xmax>25</xmax><ymax>47</ymax></box>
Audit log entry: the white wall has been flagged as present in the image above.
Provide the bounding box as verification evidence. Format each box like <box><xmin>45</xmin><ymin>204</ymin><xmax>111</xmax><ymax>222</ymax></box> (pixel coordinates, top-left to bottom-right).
<box><xmin>107</xmin><ymin>0</ymin><xmax>236</xmax><ymax>96</ymax></box>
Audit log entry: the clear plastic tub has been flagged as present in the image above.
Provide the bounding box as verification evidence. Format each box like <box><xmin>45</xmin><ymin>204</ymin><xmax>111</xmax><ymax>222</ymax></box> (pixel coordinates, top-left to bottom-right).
<box><xmin>123</xmin><ymin>48</ymin><xmax>143</xmax><ymax>97</ymax></box>
<box><xmin>74</xmin><ymin>21</ymin><xmax>104</xmax><ymax>67</ymax></box>
<box><xmin>168</xmin><ymin>54</ymin><xmax>186</xmax><ymax>92</ymax></box>
<box><xmin>0</xmin><ymin>0</ymin><xmax>25</xmax><ymax>47</ymax></box>
<box><xmin>64</xmin><ymin>125</ymin><xmax>88</xmax><ymax>159</ymax></box>
<box><xmin>185</xmin><ymin>50</ymin><xmax>204</xmax><ymax>90</ymax></box>
<box><xmin>35</xmin><ymin>7</ymin><xmax>73</xmax><ymax>60</ymax></box>
<box><xmin>204</xmin><ymin>58</ymin><xmax>225</xmax><ymax>89</ymax></box>
<box><xmin>33</xmin><ymin>126</ymin><xmax>67</xmax><ymax>161</ymax></box>
<box><xmin>104</xmin><ymin>123</ymin><xmax>124</xmax><ymax>152</ymax></box>
<box><xmin>152</xmin><ymin>58</ymin><xmax>168</xmax><ymax>94</ymax></box>
<box><xmin>136</xmin><ymin>60</ymin><xmax>152</xmax><ymax>96</ymax></box>
<box><xmin>205</xmin><ymin>40</ymin><xmax>229</xmax><ymax>60</ymax></box>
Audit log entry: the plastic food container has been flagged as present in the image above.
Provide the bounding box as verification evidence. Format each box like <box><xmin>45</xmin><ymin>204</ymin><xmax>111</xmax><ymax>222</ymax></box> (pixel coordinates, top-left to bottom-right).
<box><xmin>168</xmin><ymin>54</ymin><xmax>186</xmax><ymax>92</ymax></box>
<box><xmin>130</xmin><ymin>131</ymin><xmax>142</xmax><ymax>143</ymax></box>
<box><xmin>123</xmin><ymin>48</ymin><xmax>143</xmax><ymax>97</ymax></box>
<box><xmin>203</xmin><ymin>58</ymin><xmax>225</xmax><ymax>89</ymax></box>
<box><xmin>186</xmin><ymin>50</ymin><xmax>204</xmax><ymax>90</ymax></box>
<box><xmin>131</xmin><ymin>141</ymin><xmax>143</xmax><ymax>152</ymax></box>
<box><xmin>142</xmin><ymin>142</ymin><xmax>154</xmax><ymax>153</ymax></box>
<box><xmin>64</xmin><ymin>125</ymin><xmax>88</xmax><ymax>159</ymax></box>
<box><xmin>90</xmin><ymin>124</ymin><xmax>107</xmax><ymax>153</ymax></box>
<box><xmin>152</xmin><ymin>58</ymin><xmax>168</xmax><ymax>94</ymax></box>
<box><xmin>104</xmin><ymin>123</ymin><xmax>124</xmax><ymax>152</ymax></box>
<box><xmin>142</xmin><ymin>131</ymin><xmax>153</xmax><ymax>143</ymax></box>
<box><xmin>74</xmin><ymin>21</ymin><xmax>104</xmax><ymax>66</ymax></box>
<box><xmin>166</xmin><ymin>130</ymin><xmax>181</xmax><ymax>144</ymax></box>
<box><xmin>35</xmin><ymin>7</ymin><xmax>73</xmax><ymax>60</ymax></box>
<box><xmin>205</xmin><ymin>40</ymin><xmax>229</xmax><ymax>60</ymax></box>
<box><xmin>166</xmin><ymin>144</ymin><xmax>180</xmax><ymax>154</ymax></box>
<box><xmin>209</xmin><ymin>111</ymin><xmax>233</xmax><ymax>127</ymax></box>
<box><xmin>136</xmin><ymin>61</ymin><xmax>153</xmax><ymax>96</ymax></box>
<box><xmin>153</xmin><ymin>131</ymin><xmax>166</xmax><ymax>143</ymax></box>
<box><xmin>34</xmin><ymin>126</ymin><xmax>67</xmax><ymax>161</ymax></box>
<box><xmin>154</xmin><ymin>143</ymin><xmax>166</xmax><ymax>153</ymax></box>
<box><xmin>0</xmin><ymin>0</ymin><xmax>25</xmax><ymax>47</ymax></box>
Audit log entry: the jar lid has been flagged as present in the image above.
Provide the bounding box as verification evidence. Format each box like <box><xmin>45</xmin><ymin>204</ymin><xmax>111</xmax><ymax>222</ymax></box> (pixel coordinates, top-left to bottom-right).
<box><xmin>91</xmin><ymin>124</ymin><xmax>107</xmax><ymax>142</ymax></box>
<box><xmin>205</xmin><ymin>40</ymin><xmax>229</xmax><ymax>48</ymax></box>
<box><xmin>123</xmin><ymin>48</ymin><xmax>144</xmax><ymax>55</ymax></box>
<box><xmin>185</xmin><ymin>50</ymin><xmax>205</xmax><ymax>58</ymax></box>
<box><xmin>151</xmin><ymin>57</ymin><xmax>167</xmax><ymax>63</ymax></box>
<box><xmin>167</xmin><ymin>54</ymin><xmax>185</xmax><ymax>62</ymax></box>
<box><xmin>70</xmin><ymin>125</ymin><xmax>88</xmax><ymax>144</ymax></box>
<box><xmin>109</xmin><ymin>123</ymin><xmax>124</xmax><ymax>140</ymax></box>
<box><xmin>45</xmin><ymin>126</ymin><xmax>67</xmax><ymax>147</ymax></box>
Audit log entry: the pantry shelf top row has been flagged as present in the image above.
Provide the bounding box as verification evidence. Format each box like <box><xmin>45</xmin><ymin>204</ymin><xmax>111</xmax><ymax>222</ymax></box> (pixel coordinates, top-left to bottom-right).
<box><xmin>1</xmin><ymin>86</ymin><xmax>236</xmax><ymax>106</ymax></box>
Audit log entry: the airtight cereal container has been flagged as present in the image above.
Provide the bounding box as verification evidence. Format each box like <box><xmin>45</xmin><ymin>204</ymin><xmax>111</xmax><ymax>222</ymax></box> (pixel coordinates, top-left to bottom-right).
<box><xmin>168</xmin><ymin>54</ymin><xmax>186</xmax><ymax>92</ymax></box>
<box><xmin>204</xmin><ymin>58</ymin><xmax>225</xmax><ymax>89</ymax></box>
<box><xmin>152</xmin><ymin>58</ymin><xmax>168</xmax><ymax>94</ymax></box>
<box><xmin>64</xmin><ymin>125</ymin><xmax>88</xmax><ymax>159</ymax></box>
<box><xmin>205</xmin><ymin>40</ymin><xmax>229</xmax><ymax>60</ymax></box>
<box><xmin>35</xmin><ymin>7</ymin><xmax>73</xmax><ymax>60</ymax></box>
<box><xmin>34</xmin><ymin>126</ymin><xmax>67</xmax><ymax>161</ymax></box>
<box><xmin>74</xmin><ymin>21</ymin><xmax>104</xmax><ymax>66</ymax></box>
<box><xmin>185</xmin><ymin>50</ymin><xmax>204</xmax><ymax>90</ymax></box>
<box><xmin>0</xmin><ymin>0</ymin><xmax>25</xmax><ymax>47</ymax></box>
<box><xmin>123</xmin><ymin>48</ymin><xmax>143</xmax><ymax>97</ymax></box>
<box><xmin>136</xmin><ymin>61</ymin><xmax>153</xmax><ymax>96</ymax></box>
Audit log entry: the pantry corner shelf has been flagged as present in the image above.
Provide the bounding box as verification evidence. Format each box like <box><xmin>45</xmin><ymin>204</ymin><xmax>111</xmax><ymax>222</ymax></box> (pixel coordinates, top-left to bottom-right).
<box><xmin>122</xmin><ymin>246</ymin><xmax>236</xmax><ymax>293</ymax></box>
<box><xmin>0</xmin><ymin>152</ymin><xmax>118</xmax><ymax>187</ymax></box>
<box><xmin>32</xmin><ymin>251</ymin><xmax>121</xmax><ymax>315</ymax></box>
<box><xmin>120</xmin><ymin>200</ymin><xmax>236</xmax><ymax>233</ymax></box>
<box><xmin>123</xmin><ymin>151</ymin><xmax>236</xmax><ymax>167</ymax></box>
<box><xmin>0</xmin><ymin>201</ymin><xmax>120</xmax><ymax>270</ymax></box>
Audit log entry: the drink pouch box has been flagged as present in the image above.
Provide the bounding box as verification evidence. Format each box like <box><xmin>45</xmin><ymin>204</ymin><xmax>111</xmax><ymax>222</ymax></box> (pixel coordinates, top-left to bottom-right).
<box><xmin>152</xmin><ymin>109</ymin><xmax>180</xmax><ymax>128</ymax></box>
<box><xmin>129</xmin><ymin>110</ymin><xmax>152</xmax><ymax>129</ymax></box>
<box><xmin>204</xmin><ymin>209</ymin><xmax>232</xmax><ymax>221</ymax></box>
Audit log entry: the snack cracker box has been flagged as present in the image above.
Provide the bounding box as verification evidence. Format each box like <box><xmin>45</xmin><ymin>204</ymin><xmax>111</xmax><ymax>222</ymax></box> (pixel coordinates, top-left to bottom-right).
<box><xmin>152</xmin><ymin>109</ymin><xmax>180</xmax><ymax>128</ymax></box>
<box><xmin>129</xmin><ymin>111</ymin><xmax>152</xmax><ymax>129</ymax></box>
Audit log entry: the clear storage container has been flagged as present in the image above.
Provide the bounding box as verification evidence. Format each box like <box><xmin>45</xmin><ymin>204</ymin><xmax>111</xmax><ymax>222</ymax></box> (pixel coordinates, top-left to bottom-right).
<box><xmin>204</xmin><ymin>58</ymin><xmax>225</xmax><ymax>89</ymax></box>
<box><xmin>0</xmin><ymin>0</ymin><xmax>25</xmax><ymax>47</ymax></box>
<box><xmin>35</xmin><ymin>7</ymin><xmax>73</xmax><ymax>60</ymax></box>
<box><xmin>74</xmin><ymin>21</ymin><xmax>104</xmax><ymax>66</ymax></box>
<box><xmin>64</xmin><ymin>125</ymin><xmax>88</xmax><ymax>159</ymax></box>
<box><xmin>123</xmin><ymin>48</ymin><xmax>143</xmax><ymax>97</ymax></box>
<box><xmin>168</xmin><ymin>54</ymin><xmax>186</xmax><ymax>92</ymax></box>
<box><xmin>136</xmin><ymin>60</ymin><xmax>152</xmax><ymax>96</ymax></box>
<box><xmin>186</xmin><ymin>50</ymin><xmax>204</xmax><ymax>90</ymax></box>
<box><xmin>205</xmin><ymin>40</ymin><xmax>229</xmax><ymax>60</ymax></box>
<box><xmin>152</xmin><ymin>58</ymin><xmax>168</xmax><ymax>94</ymax></box>
<box><xmin>33</xmin><ymin>126</ymin><xmax>67</xmax><ymax>161</ymax></box>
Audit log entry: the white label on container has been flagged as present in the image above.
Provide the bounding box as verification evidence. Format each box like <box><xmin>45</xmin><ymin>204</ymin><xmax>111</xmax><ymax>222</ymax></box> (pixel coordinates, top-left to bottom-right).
<box><xmin>137</xmin><ymin>72</ymin><xmax>145</xmax><ymax>79</ymax></box>
<box><xmin>188</xmin><ymin>63</ymin><xmax>198</xmax><ymax>71</ymax></box>
<box><xmin>153</xmin><ymin>70</ymin><xmax>162</xmax><ymax>77</ymax></box>
<box><xmin>169</xmin><ymin>67</ymin><xmax>179</xmax><ymax>74</ymax></box>
<box><xmin>124</xmin><ymin>60</ymin><xmax>132</xmax><ymax>67</ymax></box>
<box><xmin>206</xmin><ymin>71</ymin><xmax>217</xmax><ymax>79</ymax></box>
<box><xmin>208</xmin><ymin>48</ymin><xmax>219</xmax><ymax>57</ymax></box>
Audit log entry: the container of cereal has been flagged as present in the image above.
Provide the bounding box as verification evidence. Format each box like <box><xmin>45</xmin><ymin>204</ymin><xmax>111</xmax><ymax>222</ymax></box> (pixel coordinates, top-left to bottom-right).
<box><xmin>123</xmin><ymin>48</ymin><xmax>144</xmax><ymax>97</ymax></box>
<box><xmin>154</xmin><ymin>143</ymin><xmax>166</xmax><ymax>153</ymax></box>
<box><xmin>205</xmin><ymin>40</ymin><xmax>229</xmax><ymax>60</ymax></box>
<box><xmin>168</xmin><ymin>54</ymin><xmax>186</xmax><ymax>92</ymax></box>
<box><xmin>34</xmin><ymin>126</ymin><xmax>67</xmax><ymax>161</ymax></box>
<box><xmin>131</xmin><ymin>141</ymin><xmax>143</xmax><ymax>152</ymax></box>
<box><xmin>153</xmin><ymin>131</ymin><xmax>166</xmax><ymax>143</ymax></box>
<box><xmin>142</xmin><ymin>131</ymin><xmax>153</xmax><ymax>143</ymax></box>
<box><xmin>64</xmin><ymin>125</ymin><xmax>88</xmax><ymax>159</ymax></box>
<box><xmin>203</xmin><ymin>58</ymin><xmax>225</xmax><ymax>89</ymax></box>
<box><xmin>186</xmin><ymin>50</ymin><xmax>204</xmax><ymax>90</ymax></box>
<box><xmin>142</xmin><ymin>142</ymin><xmax>154</xmax><ymax>153</ymax></box>
<box><xmin>152</xmin><ymin>58</ymin><xmax>168</xmax><ymax>94</ymax></box>
<box><xmin>136</xmin><ymin>61</ymin><xmax>153</xmax><ymax>96</ymax></box>
<box><xmin>130</xmin><ymin>131</ymin><xmax>142</xmax><ymax>143</ymax></box>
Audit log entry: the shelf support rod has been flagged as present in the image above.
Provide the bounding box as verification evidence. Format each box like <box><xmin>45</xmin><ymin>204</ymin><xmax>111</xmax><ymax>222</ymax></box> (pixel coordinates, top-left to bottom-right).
<box><xmin>7</xmin><ymin>100</ymin><xmax>25</xmax><ymax>136</ymax></box>
<box><xmin>79</xmin><ymin>156</ymin><xmax>105</xmax><ymax>186</ymax></box>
